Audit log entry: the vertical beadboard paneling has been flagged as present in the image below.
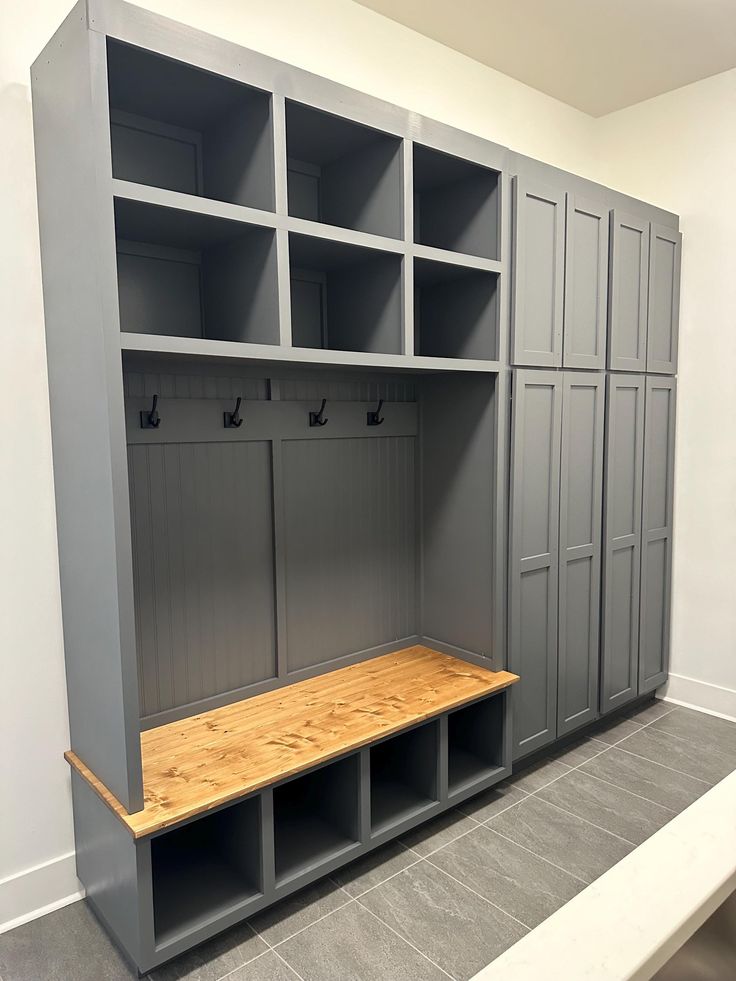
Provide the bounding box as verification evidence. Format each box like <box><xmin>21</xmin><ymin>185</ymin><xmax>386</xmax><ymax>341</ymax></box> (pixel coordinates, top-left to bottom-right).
<box><xmin>123</xmin><ymin>371</ymin><xmax>269</xmax><ymax>401</ymax></box>
<box><xmin>128</xmin><ymin>440</ymin><xmax>277</xmax><ymax>718</ymax></box>
<box><xmin>276</xmin><ymin>376</ymin><xmax>416</xmax><ymax>402</ymax></box>
<box><xmin>282</xmin><ymin>436</ymin><xmax>417</xmax><ymax>672</ymax></box>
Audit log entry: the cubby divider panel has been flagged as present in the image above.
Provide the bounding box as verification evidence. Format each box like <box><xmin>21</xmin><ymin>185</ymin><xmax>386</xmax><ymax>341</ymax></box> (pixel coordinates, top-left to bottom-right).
<box><xmin>273</xmin><ymin>756</ymin><xmax>360</xmax><ymax>886</ymax></box>
<box><xmin>447</xmin><ymin>695</ymin><xmax>505</xmax><ymax>797</ymax></box>
<box><xmin>151</xmin><ymin>796</ymin><xmax>262</xmax><ymax>946</ymax></box>
<box><xmin>370</xmin><ymin>721</ymin><xmax>439</xmax><ymax>835</ymax></box>
<box><xmin>414</xmin><ymin>257</ymin><xmax>499</xmax><ymax>360</ymax></box>
<box><xmin>107</xmin><ymin>40</ymin><xmax>275</xmax><ymax>210</ymax></box>
<box><xmin>289</xmin><ymin>233</ymin><xmax>403</xmax><ymax>353</ymax></box>
<box><xmin>286</xmin><ymin>101</ymin><xmax>402</xmax><ymax>239</ymax></box>
<box><xmin>114</xmin><ymin>198</ymin><xmax>279</xmax><ymax>344</ymax></box>
<box><xmin>413</xmin><ymin>144</ymin><xmax>500</xmax><ymax>259</ymax></box>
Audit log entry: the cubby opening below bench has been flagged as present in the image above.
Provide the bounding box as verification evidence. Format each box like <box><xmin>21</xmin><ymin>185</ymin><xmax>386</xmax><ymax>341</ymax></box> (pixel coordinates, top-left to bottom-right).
<box><xmin>64</xmin><ymin>646</ymin><xmax>519</xmax><ymax>839</ymax></box>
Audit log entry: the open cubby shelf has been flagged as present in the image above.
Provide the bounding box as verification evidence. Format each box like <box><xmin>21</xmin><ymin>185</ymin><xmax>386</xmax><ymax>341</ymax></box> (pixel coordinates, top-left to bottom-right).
<box><xmin>448</xmin><ymin>696</ymin><xmax>506</xmax><ymax>797</ymax></box>
<box><xmin>414</xmin><ymin>256</ymin><xmax>500</xmax><ymax>361</ymax></box>
<box><xmin>107</xmin><ymin>40</ymin><xmax>275</xmax><ymax>211</ymax></box>
<box><xmin>289</xmin><ymin>232</ymin><xmax>403</xmax><ymax>353</ymax></box>
<box><xmin>413</xmin><ymin>144</ymin><xmax>500</xmax><ymax>260</ymax></box>
<box><xmin>151</xmin><ymin>797</ymin><xmax>262</xmax><ymax>946</ymax></box>
<box><xmin>113</xmin><ymin>196</ymin><xmax>279</xmax><ymax>344</ymax></box>
<box><xmin>286</xmin><ymin>100</ymin><xmax>402</xmax><ymax>240</ymax></box>
<box><xmin>370</xmin><ymin>722</ymin><xmax>439</xmax><ymax>835</ymax></box>
<box><xmin>273</xmin><ymin>757</ymin><xmax>360</xmax><ymax>886</ymax></box>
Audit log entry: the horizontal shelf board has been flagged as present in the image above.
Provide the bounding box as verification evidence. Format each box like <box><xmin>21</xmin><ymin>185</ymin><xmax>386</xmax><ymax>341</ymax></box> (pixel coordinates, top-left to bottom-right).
<box><xmin>274</xmin><ymin>815</ymin><xmax>359</xmax><ymax>887</ymax></box>
<box><xmin>120</xmin><ymin>333</ymin><xmax>501</xmax><ymax>373</ymax></box>
<box><xmin>66</xmin><ymin>646</ymin><xmax>518</xmax><ymax>837</ymax></box>
<box><xmin>112</xmin><ymin>178</ymin><xmax>278</xmax><ymax>231</ymax></box>
<box><xmin>371</xmin><ymin>779</ymin><xmax>437</xmax><ymax>837</ymax></box>
<box><xmin>286</xmin><ymin>216</ymin><xmax>405</xmax><ymax>254</ymax></box>
<box><xmin>411</xmin><ymin>243</ymin><xmax>503</xmax><ymax>274</ymax></box>
<box><xmin>448</xmin><ymin>752</ymin><xmax>506</xmax><ymax>798</ymax></box>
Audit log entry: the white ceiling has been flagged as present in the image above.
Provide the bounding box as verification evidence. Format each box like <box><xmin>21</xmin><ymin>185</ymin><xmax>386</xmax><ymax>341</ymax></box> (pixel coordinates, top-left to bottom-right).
<box><xmin>353</xmin><ymin>0</ymin><xmax>736</xmax><ymax>116</ymax></box>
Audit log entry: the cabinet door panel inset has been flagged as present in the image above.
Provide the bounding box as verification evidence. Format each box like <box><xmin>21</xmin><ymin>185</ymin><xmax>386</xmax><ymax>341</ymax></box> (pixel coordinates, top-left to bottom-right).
<box><xmin>647</xmin><ymin>225</ymin><xmax>682</xmax><ymax>374</ymax></box>
<box><xmin>563</xmin><ymin>196</ymin><xmax>608</xmax><ymax>369</ymax></box>
<box><xmin>512</xmin><ymin>179</ymin><xmax>565</xmax><ymax>367</ymax></box>
<box><xmin>558</xmin><ymin>374</ymin><xmax>604</xmax><ymax>735</ymax></box>
<box><xmin>639</xmin><ymin>378</ymin><xmax>676</xmax><ymax>693</ymax></box>
<box><xmin>608</xmin><ymin>212</ymin><xmax>649</xmax><ymax>371</ymax></box>
<box><xmin>510</xmin><ymin>370</ymin><xmax>562</xmax><ymax>758</ymax></box>
<box><xmin>601</xmin><ymin>374</ymin><xmax>645</xmax><ymax>713</ymax></box>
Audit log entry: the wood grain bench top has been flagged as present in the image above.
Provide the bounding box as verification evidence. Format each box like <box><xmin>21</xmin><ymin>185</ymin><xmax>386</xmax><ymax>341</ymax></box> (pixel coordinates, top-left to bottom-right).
<box><xmin>65</xmin><ymin>645</ymin><xmax>518</xmax><ymax>838</ymax></box>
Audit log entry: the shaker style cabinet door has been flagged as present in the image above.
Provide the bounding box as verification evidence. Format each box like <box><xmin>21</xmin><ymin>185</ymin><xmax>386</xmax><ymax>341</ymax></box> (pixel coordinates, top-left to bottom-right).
<box><xmin>511</xmin><ymin>178</ymin><xmax>565</xmax><ymax>367</ymax></box>
<box><xmin>509</xmin><ymin>370</ymin><xmax>562</xmax><ymax>759</ymax></box>
<box><xmin>557</xmin><ymin>373</ymin><xmax>605</xmax><ymax>735</ymax></box>
<box><xmin>608</xmin><ymin>211</ymin><xmax>650</xmax><ymax>371</ymax></box>
<box><xmin>639</xmin><ymin>377</ymin><xmax>677</xmax><ymax>693</ymax></box>
<box><xmin>563</xmin><ymin>196</ymin><xmax>609</xmax><ymax>369</ymax></box>
<box><xmin>647</xmin><ymin>224</ymin><xmax>682</xmax><ymax>374</ymax></box>
<box><xmin>600</xmin><ymin>374</ymin><xmax>645</xmax><ymax>713</ymax></box>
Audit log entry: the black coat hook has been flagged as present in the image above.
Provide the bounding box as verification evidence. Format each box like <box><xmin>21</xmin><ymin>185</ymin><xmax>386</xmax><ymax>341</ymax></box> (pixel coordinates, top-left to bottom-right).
<box><xmin>309</xmin><ymin>398</ymin><xmax>328</xmax><ymax>427</ymax></box>
<box><xmin>224</xmin><ymin>396</ymin><xmax>244</xmax><ymax>429</ymax></box>
<box><xmin>367</xmin><ymin>399</ymin><xmax>384</xmax><ymax>426</ymax></box>
<box><xmin>140</xmin><ymin>394</ymin><xmax>161</xmax><ymax>429</ymax></box>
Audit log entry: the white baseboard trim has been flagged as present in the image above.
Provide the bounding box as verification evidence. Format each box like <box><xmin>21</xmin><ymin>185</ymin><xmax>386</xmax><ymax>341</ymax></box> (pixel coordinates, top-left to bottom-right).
<box><xmin>659</xmin><ymin>673</ymin><xmax>736</xmax><ymax>722</ymax></box>
<box><xmin>0</xmin><ymin>851</ymin><xmax>84</xmax><ymax>936</ymax></box>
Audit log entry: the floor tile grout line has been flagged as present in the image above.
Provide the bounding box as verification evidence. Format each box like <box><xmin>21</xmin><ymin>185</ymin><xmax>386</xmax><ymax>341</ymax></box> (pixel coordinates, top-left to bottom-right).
<box><xmin>264</xmin><ymin>894</ymin><xmax>356</xmax><ymax>950</ymax></box>
<box><xmin>612</xmin><ymin>743</ymin><xmax>719</xmax><ymax>785</ymax></box>
<box><xmin>272</xmin><ymin>945</ymin><xmax>307</xmax><ymax>981</ymax></box>
<box><xmin>526</xmin><ymin>789</ymin><xmax>642</xmax><ymax>848</ymax></box>
<box><xmin>343</xmin><ymin>853</ymin><xmax>426</xmax><ymax>900</ymax></box>
<box><xmin>355</xmin><ymin>896</ymin><xmax>457</xmax><ymax>980</ymax></box>
<box><xmin>638</xmin><ymin>718</ymin><xmax>736</xmax><ymax>753</ymax></box>
<box><xmin>422</xmin><ymin>856</ymin><xmax>534</xmax><ymax>933</ymax></box>
<box><xmin>461</xmin><ymin>789</ymin><xmax>532</xmax><ymax>823</ymax></box>
<box><xmin>217</xmin><ymin>947</ymin><xmax>272</xmax><ymax>981</ymax></box>
<box><xmin>611</xmin><ymin>745</ymin><xmax>713</xmax><ymax>789</ymax></box>
<box><xmin>484</xmin><ymin>825</ymin><xmax>590</xmax><ymax>886</ymax></box>
<box><xmin>539</xmin><ymin>762</ymin><xmax>679</xmax><ymax>815</ymax></box>
<box><xmin>577</xmin><ymin>755</ymin><xmax>710</xmax><ymax>805</ymax></box>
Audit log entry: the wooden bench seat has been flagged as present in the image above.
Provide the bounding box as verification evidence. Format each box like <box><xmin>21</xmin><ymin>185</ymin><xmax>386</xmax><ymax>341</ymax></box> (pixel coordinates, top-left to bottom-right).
<box><xmin>66</xmin><ymin>645</ymin><xmax>518</xmax><ymax>838</ymax></box>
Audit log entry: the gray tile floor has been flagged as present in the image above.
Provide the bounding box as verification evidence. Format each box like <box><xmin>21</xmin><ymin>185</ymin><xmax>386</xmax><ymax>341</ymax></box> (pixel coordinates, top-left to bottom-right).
<box><xmin>2</xmin><ymin>700</ymin><xmax>735</xmax><ymax>981</ymax></box>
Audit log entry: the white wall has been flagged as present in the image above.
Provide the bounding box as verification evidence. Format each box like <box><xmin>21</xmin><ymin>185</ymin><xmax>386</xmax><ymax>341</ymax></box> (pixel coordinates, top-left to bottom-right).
<box><xmin>0</xmin><ymin>0</ymin><xmax>733</xmax><ymax>930</ymax></box>
<box><xmin>596</xmin><ymin>71</ymin><xmax>736</xmax><ymax>717</ymax></box>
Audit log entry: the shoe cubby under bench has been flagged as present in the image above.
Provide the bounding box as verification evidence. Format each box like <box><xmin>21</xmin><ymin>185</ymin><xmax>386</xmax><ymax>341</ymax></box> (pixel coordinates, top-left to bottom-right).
<box><xmin>66</xmin><ymin>645</ymin><xmax>517</xmax><ymax>973</ymax></box>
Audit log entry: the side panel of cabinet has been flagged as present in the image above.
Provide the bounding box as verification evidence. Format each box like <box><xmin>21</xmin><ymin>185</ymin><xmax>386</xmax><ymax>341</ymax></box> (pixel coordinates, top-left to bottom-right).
<box><xmin>509</xmin><ymin>370</ymin><xmax>562</xmax><ymax>759</ymax></box>
<box><xmin>608</xmin><ymin>211</ymin><xmax>649</xmax><ymax>371</ymax></box>
<box><xmin>511</xmin><ymin>178</ymin><xmax>565</xmax><ymax>367</ymax></box>
<box><xmin>647</xmin><ymin>224</ymin><xmax>682</xmax><ymax>374</ymax></box>
<box><xmin>557</xmin><ymin>373</ymin><xmax>605</xmax><ymax>735</ymax></box>
<box><xmin>639</xmin><ymin>377</ymin><xmax>677</xmax><ymax>693</ymax></box>
<box><xmin>600</xmin><ymin>374</ymin><xmax>645</xmax><ymax>713</ymax></box>
<box><xmin>563</xmin><ymin>196</ymin><xmax>608</xmax><ymax>369</ymax></box>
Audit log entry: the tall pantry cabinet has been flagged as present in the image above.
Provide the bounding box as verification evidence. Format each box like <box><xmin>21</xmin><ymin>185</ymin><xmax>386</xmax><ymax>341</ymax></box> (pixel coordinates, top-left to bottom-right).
<box><xmin>509</xmin><ymin>156</ymin><xmax>681</xmax><ymax>759</ymax></box>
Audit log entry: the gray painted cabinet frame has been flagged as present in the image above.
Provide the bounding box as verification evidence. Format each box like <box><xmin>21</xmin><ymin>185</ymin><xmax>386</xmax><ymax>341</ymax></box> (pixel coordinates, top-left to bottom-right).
<box><xmin>608</xmin><ymin>211</ymin><xmax>650</xmax><ymax>371</ymax></box>
<box><xmin>563</xmin><ymin>195</ymin><xmax>609</xmax><ymax>369</ymax></box>
<box><xmin>647</xmin><ymin>224</ymin><xmax>682</xmax><ymax>374</ymax></box>
<box><xmin>639</xmin><ymin>376</ymin><xmax>677</xmax><ymax>693</ymax></box>
<box><xmin>509</xmin><ymin>369</ymin><xmax>562</xmax><ymax>758</ymax></box>
<box><xmin>557</xmin><ymin>372</ymin><xmax>605</xmax><ymax>735</ymax></box>
<box><xmin>511</xmin><ymin>178</ymin><xmax>565</xmax><ymax>367</ymax></box>
<box><xmin>600</xmin><ymin>373</ymin><xmax>646</xmax><ymax>713</ymax></box>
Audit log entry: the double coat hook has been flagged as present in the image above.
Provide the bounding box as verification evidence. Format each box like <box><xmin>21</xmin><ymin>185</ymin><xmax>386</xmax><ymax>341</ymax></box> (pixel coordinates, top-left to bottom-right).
<box><xmin>309</xmin><ymin>398</ymin><xmax>328</xmax><ymax>427</ymax></box>
<box><xmin>367</xmin><ymin>399</ymin><xmax>384</xmax><ymax>426</ymax></box>
<box><xmin>224</xmin><ymin>396</ymin><xmax>244</xmax><ymax>429</ymax></box>
<box><xmin>140</xmin><ymin>394</ymin><xmax>161</xmax><ymax>429</ymax></box>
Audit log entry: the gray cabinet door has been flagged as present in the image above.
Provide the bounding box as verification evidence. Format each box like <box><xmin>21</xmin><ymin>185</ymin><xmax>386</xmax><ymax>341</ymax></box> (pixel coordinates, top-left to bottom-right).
<box><xmin>509</xmin><ymin>369</ymin><xmax>562</xmax><ymax>759</ymax></box>
<box><xmin>557</xmin><ymin>372</ymin><xmax>605</xmax><ymax>735</ymax></box>
<box><xmin>563</xmin><ymin>195</ymin><xmax>608</xmax><ymax>369</ymax></box>
<box><xmin>511</xmin><ymin>178</ymin><xmax>565</xmax><ymax>367</ymax></box>
<box><xmin>639</xmin><ymin>377</ymin><xmax>677</xmax><ymax>693</ymax></box>
<box><xmin>647</xmin><ymin>224</ymin><xmax>682</xmax><ymax>374</ymax></box>
<box><xmin>608</xmin><ymin>211</ymin><xmax>650</xmax><ymax>371</ymax></box>
<box><xmin>600</xmin><ymin>374</ymin><xmax>645</xmax><ymax>713</ymax></box>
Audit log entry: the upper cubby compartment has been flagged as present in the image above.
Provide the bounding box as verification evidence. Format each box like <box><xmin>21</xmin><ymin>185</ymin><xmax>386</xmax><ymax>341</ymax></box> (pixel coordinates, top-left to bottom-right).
<box><xmin>414</xmin><ymin>257</ymin><xmax>499</xmax><ymax>360</ymax></box>
<box><xmin>114</xmin><ymin>197</ymin><xmax>279</xmax><ymax>344</ymax></box>
<box><xmin>289</xmin><ymin>233</ymin><xmax>403</xmax><ymax>353</ymax></box>
<box><xmin>413</xmin><ymin>144</ymin><xmax>500</xmax><ymax>260</ymax></box>
<box><xmin>106</xmin><ymin>40</ymin><xmax>275</xmax><ymax>211</ymax></box>
<box><xmin>286</xmin><ymin>101</ymin><xmax>403</xmax><ymax>239</ymax></box>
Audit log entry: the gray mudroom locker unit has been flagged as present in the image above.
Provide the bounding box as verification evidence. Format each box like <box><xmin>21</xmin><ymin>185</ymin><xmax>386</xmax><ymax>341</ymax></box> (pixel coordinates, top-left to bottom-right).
<box><xmin>31</xmin><ymin>0</ymin><xmax>681</xmax><ymax>972</ymax></box>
